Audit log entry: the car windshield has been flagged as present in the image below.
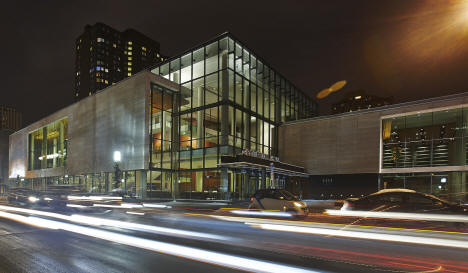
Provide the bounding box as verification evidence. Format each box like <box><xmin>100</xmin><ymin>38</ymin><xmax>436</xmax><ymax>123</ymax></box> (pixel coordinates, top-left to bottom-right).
<box><xmin>279</xmin><ymin>190</ymin><xmax>298</xmax><ymax>201</ymax></box>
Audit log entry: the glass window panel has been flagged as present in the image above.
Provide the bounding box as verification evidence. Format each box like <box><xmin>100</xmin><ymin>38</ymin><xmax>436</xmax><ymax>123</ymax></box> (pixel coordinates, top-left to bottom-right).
<box><xmin>205</xmin><ymin>42</ymin><xmax>218</xmax><ymax>74</ymax></box>
<box><xmin>180</xmin><ymin>53</ymin><xmax>192</xmax><ymax>83</ymax></box>
<box><xmin>228</xmin><ymin>38</ymin><xmax>234</xmax><ymax>52</ymax></box>
<box><xmin>192</xmin><ymin>110</ymin><xmax>203</xmax><ymax>142</ymax></box>
<box><xmin>235</xmin><ymin>74</ymin><xmax>242</xmax><ymax>105</ymax></box>
<box><xmin>219</xmin><ymin>37</ymin><xmax>228</xmax><ymax>52</ymax></box>
<box><xmin>180</xmin><ymin>82</ymin><xmax>191</xmax><ymax>112</ymax></box>
<box><xmin>243</xmin><ymin>79</ymin><xmax>250</xmax><ymax>108</ymax></box>
<box><xmin>250</xmin><ymin>85</ymin><xmax>257</xmax><ymax>112</ymax></box>
<box><xmin>192</xmin><ymin>78</ymin><xmax>204</xmax><ymax>108</ymax></box>
<box><xmin>405</xmin><ymin>112</ymin><xmax>433</xmax><ymax>142</ymax></box>
<box><xmin>205</xmin><ymin>73</ymin><xmax>218</xmax><ymax>105</ymax></box>
<box><xmin>264</xmin><ymin>90</ymin><xmax>270</xmax><ymax>120</ymax></box>
<box><xmin>162</xmin><ymin>111</ymin><xmax>172</xmax><ymax>142</ymax></box>
<box><xmin>433</xmin><ymin>108</ymin><xmax>462</xmax><ymax>140</ymax></box>
<box><xmin>204</xmin><ymin>106</ymin><xmax>219</xmax><ymax>140</ymax></box>
<box><xmin>258</xmin><ymin>89</ymin><xmax>263</xmax><ymax>116</ymax></box>
<box><xmin>192</xmin><ymin>48</ymin><xmax>204</xmax><ymax>79</ymax></box>
<box><xmin>257</xmin><ymin>119</ymin><xmax>263</xmax><ymax>152</ymax></box>
<box><xmin>169</xmin><ymin>59</ymin><xmax>180</xmax><ymax>84</ymax></box>
<box><xmin>250</xmin><ymin>116</ymin><xmax>257</xmax><ymax>144</ymax></box>
<box><xmin>235</xmin><ymin>109</ymin><xmax>243</xmax><ymax>144</ymax></box>
<box><xmin>160</xmin><ymin>63</ymin><xmax>169</xmax><ymax>79</ymax></box>
<box><xmin>228</xmin><ymin>70</ymin><xmax>234</xmax><ymax>102</ymax></box>
<box><xmin>228</xmin><ymin>52</ymin><xmax>234</xmax><ymax>70</ymax></box>
<box><xmin>228</xmin><ymin>106</ymin><xmax>234</xmax><ymax>137</ymax></box>
<box><xmin>270</xmin><ymin>92</ymin><xmax>276</xmax><ymax>122</ymax></box>
<box><xmin>151</xmin><ymin>66</ymin><xmax>159</xmax><ymax>75</ymax></box>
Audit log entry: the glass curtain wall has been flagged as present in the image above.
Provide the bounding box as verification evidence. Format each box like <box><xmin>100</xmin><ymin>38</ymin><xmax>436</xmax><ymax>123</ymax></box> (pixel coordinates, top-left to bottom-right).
<box><xmin>150</xmin><ymin>34</ymin><xmax>317</xmax><ymax>199</ymax></box>
<box><xmin>150</xmin><ymin>84</ymin><xmax>177</xmax><ymax>198</ymax></box>
<box><xmin>382</xmin><ymin>172</ymin><xmax>467</xmax><ymax>202</ymax></box>
<box><xmin>28</xmin><ymin>118</ymin><xmax>68</xmax><ymax>170</ymax></box>
<box><xmin>382</xmin><ymin>107</ymin><xmax>468</xmax><ymax>168</ymax></box>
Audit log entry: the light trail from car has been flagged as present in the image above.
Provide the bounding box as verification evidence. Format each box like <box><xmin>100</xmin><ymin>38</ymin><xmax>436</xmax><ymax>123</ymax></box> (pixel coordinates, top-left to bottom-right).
<box><xmin>0</xmin><ymin>210</ymin><xmax>320</xmax><ymax>273</ymax></box>
<box><xmin>325</xmin><ymin>209</ymin><xmax>468</xmax><ymax>223</ymax></box>
<box><xmin>248</xmin><ymin>222</ymin><xmax>468</xmax><ymax>249</ymax></box>
<box><xmin>187</xmin><ymin>213</ymin><xmax>468</xmax><ymax>236</ymax></box>
<box><xmin>0</xmin><ymin>205</ymin><xmax>227</xmax><ymax>241</ymax></box>
<box><xmin>230</xmin><ymin>209</ymin><xmax>293</xmax><ymax>217</ymax></box>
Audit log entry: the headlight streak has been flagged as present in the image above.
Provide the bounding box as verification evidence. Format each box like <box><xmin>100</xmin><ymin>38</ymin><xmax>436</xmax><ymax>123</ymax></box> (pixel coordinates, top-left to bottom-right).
<box><xmin>0</xmin><ymin>210</ymin><xmax>318</xmax><ymax>273</ymax></box>
<box><xmin>249</xmin><ymin>223</ymin><xmax>468</xmax><ymax>249</ymax></box>
<box><xmin>326</xmin><ymin>209</ymin><xmax>468</xmax><ymax>223</ymax></box>
<box><xmin>67</xmin><ymin>204</ymin><xmax>88</xmax><ymax>208</ymax></box>
<box><xmin>142</xmin><ymin>203</ymin><xmax>171</xmax><ymax>209</ymax></box>
<box><xmin>230</xmin><ymin>210</ymin><xmax>293</xmax><ymax>217</ymax></box>
<box><xmin>0</xmin><ymin>205</ymin><xmax>227</xmax><ymax>241</ymax></box>
<box><xmin>126</xmin><ymin>211</ymin><xmax>145</xmax><ymax>216</ymax></box>
<box><xmin>67</xmin><ymin>195</ymin><xmax>122</xmax><ymax>201</ymax></box>
<box><xmin>92</xmin><ymin>203</ymin><xmax>145</xmax><ymax>209</ymax></box>
<box><xmin>69</xmin><ymin>214</ymin><xmax>226</xmax><ymax>241</ymax></box>
<box><xmin>28</xmin><ymin>196</ymin><xmax>39</xmax><ymax>202</ymax></box>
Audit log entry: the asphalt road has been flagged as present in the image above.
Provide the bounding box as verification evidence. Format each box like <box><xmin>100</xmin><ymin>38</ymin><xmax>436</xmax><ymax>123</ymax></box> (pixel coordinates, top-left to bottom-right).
<box><xmin>1</xmin><ymin>203</ymin><xmax>468</xmax><ymax>273</ymax></box>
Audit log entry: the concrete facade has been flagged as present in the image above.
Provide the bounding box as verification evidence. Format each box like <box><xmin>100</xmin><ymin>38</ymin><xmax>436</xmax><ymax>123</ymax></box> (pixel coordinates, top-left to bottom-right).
<box><xmin>9</xmin><ymin>71</ymin><xmax>178</xmax><ymax>180</ymax></box>
<box><xmin>279</xmin><ymin>92</ymin><xmax>468</xmax><ymax>176</ymax></box>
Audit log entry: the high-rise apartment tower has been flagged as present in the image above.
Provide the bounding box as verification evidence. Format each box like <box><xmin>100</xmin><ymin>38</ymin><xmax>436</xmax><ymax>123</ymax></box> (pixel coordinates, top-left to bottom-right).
<box><xmin>75</xmin><ymin>22</ymin><xmax>166</xmax><ymax>100</ymax></box>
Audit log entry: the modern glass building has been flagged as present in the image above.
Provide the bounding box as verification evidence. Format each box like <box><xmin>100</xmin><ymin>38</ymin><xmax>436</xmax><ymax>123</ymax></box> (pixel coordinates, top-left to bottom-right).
<box><xmin>9</xmin><ymin>33</ymin><xmax>317</xmax><ymax>200</ymax></box>
<box><xmin>147</xmin><ymin>33</ymin><xmax>316</xmax><ymax>199</ymax></box>
<box><xmin>381</xmin><ymin>106</ymin><xmax>468</xmax><ymax>201</ymax></box>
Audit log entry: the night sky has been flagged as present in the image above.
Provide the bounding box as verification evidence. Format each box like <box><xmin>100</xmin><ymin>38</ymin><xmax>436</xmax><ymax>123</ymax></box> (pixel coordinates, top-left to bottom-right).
<box><xmin>2</xmin><ymin>0</ymin><xmax>468</xmax><ymax>126</ymax></box>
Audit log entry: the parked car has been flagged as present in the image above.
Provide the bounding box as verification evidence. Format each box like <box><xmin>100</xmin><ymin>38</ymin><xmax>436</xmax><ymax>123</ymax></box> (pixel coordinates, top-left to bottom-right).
<box><xmin>341</xmin><ymin>189</ymin><xmax>468</xmax><ymax>214</ymax></box>
<box><xmin>248</xmin><ymin>189</ymin><xmax>308</xmax><ymax>216</ymax></box>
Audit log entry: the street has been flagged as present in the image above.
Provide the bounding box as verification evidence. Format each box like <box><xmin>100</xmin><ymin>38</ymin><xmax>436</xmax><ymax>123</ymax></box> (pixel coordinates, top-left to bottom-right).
<box><xmin>1</xmin><ymin>201</ymin><xmax>468</xmax><ymax>273</ymax></box>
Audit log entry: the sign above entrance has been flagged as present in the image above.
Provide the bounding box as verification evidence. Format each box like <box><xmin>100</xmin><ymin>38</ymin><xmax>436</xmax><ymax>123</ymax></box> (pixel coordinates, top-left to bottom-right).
<box><xmin>241</xmin><ymin>149</ymin><xmax>279</xmax><ymax>162</ymax></box>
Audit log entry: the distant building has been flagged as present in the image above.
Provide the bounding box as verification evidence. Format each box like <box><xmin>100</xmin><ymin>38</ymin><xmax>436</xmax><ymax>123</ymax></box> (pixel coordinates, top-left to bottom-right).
<box><xmin>332</xmin><ymin>90</ymin><xmax>393</xmax><ymax>114</ymax></box>
<box><xmin>75</xmin><ymin>22</ymin><xmax>166</xmax><ymax>100</ymax></box>
<box><xmin>0</xmin><ymin>106</ymin><xmax>21</xmax><ymax>131</ymax></box>
<box><xmin>0</xmin><ymin>106</ymin><xmax>21</xmax><ymax>193</ymax></box>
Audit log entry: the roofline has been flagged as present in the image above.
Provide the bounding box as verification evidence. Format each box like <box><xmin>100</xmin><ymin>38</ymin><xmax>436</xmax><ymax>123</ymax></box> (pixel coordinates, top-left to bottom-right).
<box><xmin>282</xmin><ymin>91</ymin><xmax>468</xmax><ymax>126</ymax></box>
<box><xmin>149</xmin><ymin>31</ymin><xmax>316</xmax><ymax>103</ymax></box>
<box><xmin>11</xmin><ymin>70</ymin><xmax>168</xmax><ymax>136</ymax></box>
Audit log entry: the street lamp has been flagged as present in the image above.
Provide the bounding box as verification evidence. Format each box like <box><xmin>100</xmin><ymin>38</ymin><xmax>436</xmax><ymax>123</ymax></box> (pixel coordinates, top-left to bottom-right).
<box><xmin>113</xmin><ymin>151</ymin><xmax>121</xmax><ymax>163</ymax></box>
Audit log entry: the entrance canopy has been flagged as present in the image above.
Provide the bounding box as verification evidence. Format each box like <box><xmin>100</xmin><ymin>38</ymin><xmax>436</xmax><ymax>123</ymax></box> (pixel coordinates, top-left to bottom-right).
<box><xmin>219</xmin><ymin>154</ymin><xmax>309</xmax><ymax>177</ymax></box>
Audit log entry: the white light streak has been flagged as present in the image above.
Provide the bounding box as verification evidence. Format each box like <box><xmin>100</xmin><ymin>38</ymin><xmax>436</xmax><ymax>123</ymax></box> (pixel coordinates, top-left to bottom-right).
<box><xmin>325</xmin><ymin>209</ymin><xmax>468</xmax><ymax>223</ymax></box>
<box><xmin>66</xmin><ymin>204</ymin><xmax>88</xmax><ymax>208</ymax></box>
<box><xmin>230</xmin><ymin>210</ymin><xmax>293</xmax><ymax>218</ymax></box>
<box><xmin>126</xmin><ymin>211</ymin><xmax>145</xmax><ymax>216</ymax></box>
<box><xmin>68</xmin><ymin>195</ymin><xmax>122</xmax><ymax>201</ymax></box>
<box><xmin>92</xmin><ymin>203</ymin><xmax>142</xmax><ymax>208</ymax></box>
<box><xmin>69</xmin><ymin>214</ymin><xmax>226</xmax><ymax>241</ymax></box>
<box><xmin>251</xmin><ymin>223</ymin><xmax>468</xmax><ymax>250</ymax></box>
<box><xmin>142</xmin><ymin>203</ymin><xmax>170</xmax><ymax>208</ymax></box>
<box><xmin>0</xmin><ymin>205</ymin><xmax>224</xmax><ymax>241</ymax></box>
